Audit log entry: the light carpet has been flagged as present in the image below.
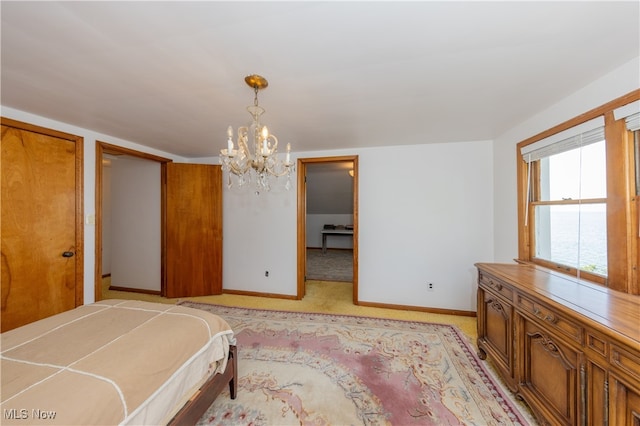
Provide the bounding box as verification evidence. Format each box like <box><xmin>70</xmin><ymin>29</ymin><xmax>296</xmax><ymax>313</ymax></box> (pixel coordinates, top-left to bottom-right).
<box><xmin>179</xmin><ymin>302</ymin><xmax>531</xmax><ymax>426</ymax></box>
<box><xmin>306</xmin><ymin>248</ymin><xmax>353</xmax><ymax>282</ymax></box>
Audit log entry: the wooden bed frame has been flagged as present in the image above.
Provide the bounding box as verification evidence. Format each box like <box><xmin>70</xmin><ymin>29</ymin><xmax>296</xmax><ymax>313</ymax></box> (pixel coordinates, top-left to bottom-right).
<box><xmin>168</xmin><ymin>345</ymin><xmax>238</xmax><ymax>425</ymax></box>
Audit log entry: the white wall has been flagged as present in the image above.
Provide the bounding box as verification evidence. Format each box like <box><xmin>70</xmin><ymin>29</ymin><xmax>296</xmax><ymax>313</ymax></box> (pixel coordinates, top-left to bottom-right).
<box><xmin>357</xmin><ymin>142</ymin><xmax>493</xmax><ymax>311</ymax></box>
<box><xmin>493</xmin><ymin>57</ymin><xmax>640</xmax><ymax>262</ymax></box>
<box><xmin>196</xmin><ymin>140</ymin><xmax>494</xmax><ymax>312</ymax></box>
<box><xmin>222</xmin><ymin>183</ymin><xmax>298</xmax><ymax>295</ymax></box>
<box><xmin>110</xmin><ymin>157</ymin><xmax>162</xmax><ymax>291</ymax></box>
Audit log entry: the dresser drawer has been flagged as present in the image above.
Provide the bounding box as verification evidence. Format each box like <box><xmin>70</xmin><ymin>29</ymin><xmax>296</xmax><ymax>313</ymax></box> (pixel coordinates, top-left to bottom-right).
<box><xmin>586</xmin><ymin>331</ymin><xmax>608</xmax><ymax>359</ymax></box>
<box><xmin>478</xmin><ymin>271</ymin><xmax>514</xmax><ymax>302</ymax></box>
<box><xmin>516</xmin><ymin>295</ymin><xmax>583</xmax><ymax>344</ymax></box>
<box><xmin>611</xmin><ymin>344</ymin><xmax>640</xmax><ymax>383</ymax></box>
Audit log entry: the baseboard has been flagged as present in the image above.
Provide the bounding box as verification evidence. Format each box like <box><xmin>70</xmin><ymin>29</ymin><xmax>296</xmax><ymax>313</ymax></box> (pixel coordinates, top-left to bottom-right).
<box><xmin>357</xmin><ymin>300</ymin><xmax>477</xmax><ymax>317</ymax></box>
<box><xmin>108</xmin><ymin>286</ymin><xmax>161</xmax><ymax>296</ymax></box>
<box><xmin>306</xmin><ymin>247</ymin><xmax>353</xmax><ymax>251</ymax></box>
<box><xmin>223</xmin><ymin>289</ymin><xmax>298</xmax><ymax>300</ymax></box>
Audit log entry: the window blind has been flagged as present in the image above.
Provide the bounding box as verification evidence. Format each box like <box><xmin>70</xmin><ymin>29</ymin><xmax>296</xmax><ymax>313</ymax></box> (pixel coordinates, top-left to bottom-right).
<box><xmin>520</xmin><ymin>116</ymin><xmax>605</xmax><ymax>163</ymax></box>
<box><xmin>613</xmin><ymin>100</ymin><xmax>640</xmax><ymax>132</ymax></box>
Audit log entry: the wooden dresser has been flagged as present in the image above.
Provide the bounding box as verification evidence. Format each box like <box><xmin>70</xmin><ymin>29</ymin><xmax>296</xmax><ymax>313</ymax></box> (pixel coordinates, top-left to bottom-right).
<box><xmin>475</xmin><ymin>263</ymin><xmax>640</xmax><ymax>426</ymax></box>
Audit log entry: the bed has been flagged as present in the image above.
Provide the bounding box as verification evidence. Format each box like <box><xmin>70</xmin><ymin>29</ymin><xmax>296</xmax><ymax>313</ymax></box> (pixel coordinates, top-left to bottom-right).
<box><xmin>0</xmin><ymin>299</ymin><xmax>237</xmax><ymax>425</ymax></box>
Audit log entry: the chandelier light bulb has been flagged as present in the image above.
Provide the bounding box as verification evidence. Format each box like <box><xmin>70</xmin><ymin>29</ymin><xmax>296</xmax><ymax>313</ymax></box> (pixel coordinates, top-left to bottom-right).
<box><xmin>227</xmin><ymin>126</ymin><xmax>234</xmax><ymax>153</ymax></box>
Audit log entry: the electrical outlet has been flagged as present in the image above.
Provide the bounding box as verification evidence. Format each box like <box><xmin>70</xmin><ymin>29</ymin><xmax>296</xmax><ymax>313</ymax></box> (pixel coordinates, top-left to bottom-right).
<box><xmin>265</xmin><ymin>271</ymin><xmax>269</xmax><ymax>277</ymax></box>
<box><xmin>427</xmin><ymin>282</ymin><xmax>434</xmax><ymax>291</ymax></box>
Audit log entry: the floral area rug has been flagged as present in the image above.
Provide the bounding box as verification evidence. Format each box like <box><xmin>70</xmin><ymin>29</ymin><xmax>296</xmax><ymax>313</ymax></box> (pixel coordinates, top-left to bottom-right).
<box><xmin>178</xmin><ymin>302</ymin><xmax>531</xmax><ymax>426</ymax></box>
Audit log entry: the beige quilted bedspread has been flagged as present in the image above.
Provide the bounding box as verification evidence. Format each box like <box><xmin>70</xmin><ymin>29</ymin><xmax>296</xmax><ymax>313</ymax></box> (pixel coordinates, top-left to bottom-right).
<box><xmin>1</xmin><ymin>299</ymin><xmax>234</xmax><ymax>425</ymax></box>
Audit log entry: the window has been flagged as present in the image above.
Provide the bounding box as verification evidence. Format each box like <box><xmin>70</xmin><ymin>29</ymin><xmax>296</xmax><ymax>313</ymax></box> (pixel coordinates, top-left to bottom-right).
<box><xmin>521</xmin><ymin>118</ymin><xmax>607</xmax><ymax>282</ymax></box>
<box><xmin>517</xmin><ymin>92</ymin><xmax>639</xmax><ymax>293</ymax></box>
<box><xmin>534</xmin><ymin>141</ymin><xmax>607</xmax><ymax>276</ymax></box>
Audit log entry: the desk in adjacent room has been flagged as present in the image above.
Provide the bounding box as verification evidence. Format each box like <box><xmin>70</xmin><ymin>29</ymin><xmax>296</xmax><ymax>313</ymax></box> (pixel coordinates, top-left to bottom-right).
<box><xmin>321</xmin><ymin>229</ymin><xmax>353</xmax><ymax>254</ymax></box>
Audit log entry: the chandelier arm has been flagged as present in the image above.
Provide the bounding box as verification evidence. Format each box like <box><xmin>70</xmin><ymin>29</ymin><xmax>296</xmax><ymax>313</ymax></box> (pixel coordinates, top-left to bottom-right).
<box><xmin>263</xmin><ymin>163</ymin><xmax>294</xmax><ymax>178</ymax></box>
<box><xmin>228</xmin><ymin>161</ymin><xmax>251</xmax><ymax>176</ymax></box>
<box><xmin>266</xmin><ymin>134</ymin><xmax>278</xmax><ymax>155</ymax></box>
<box><xmin>237</xmin><ymin>127</ymin><xmax>252</xmax><ymax>160</ymax></box>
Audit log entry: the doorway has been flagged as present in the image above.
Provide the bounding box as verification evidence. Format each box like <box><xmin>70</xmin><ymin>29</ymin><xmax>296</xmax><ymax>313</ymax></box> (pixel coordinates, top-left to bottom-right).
<box><xmin>95</xmin><ymin>142</ymin><xmax>171</xmax><ymax>301</ymax></box>
<box><xmin>95</xmin><ymin>144</ymin><xmax>223</xmax><ymax>300</ymax></box>
<box><xmin>297</xmin><ymin>156</ymin><xmax>359</xmax><ymax>303</ymax></box>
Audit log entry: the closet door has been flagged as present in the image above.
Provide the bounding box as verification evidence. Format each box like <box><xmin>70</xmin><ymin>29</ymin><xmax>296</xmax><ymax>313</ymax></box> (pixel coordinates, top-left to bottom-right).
<box><xmin>1</xmin><ymin>120</ymin><xmax>83</xmax><ymax>331</ymax></box>
<box><xmin>165</xmin><ymin>163</ymin><xmax>222</xmax><ymax>298</ymax></box>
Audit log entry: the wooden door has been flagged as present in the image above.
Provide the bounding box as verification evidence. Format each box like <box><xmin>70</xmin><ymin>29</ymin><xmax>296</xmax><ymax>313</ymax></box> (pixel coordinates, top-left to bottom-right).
<box><xmin>165</xmin><ymin>163</ymin><xmax>222</xmax><ymax>298</ymax></box>
<box><xmin>1</xmin><ymin>120</ymin><xmax>83</xmax><ymax>331</ymax></box>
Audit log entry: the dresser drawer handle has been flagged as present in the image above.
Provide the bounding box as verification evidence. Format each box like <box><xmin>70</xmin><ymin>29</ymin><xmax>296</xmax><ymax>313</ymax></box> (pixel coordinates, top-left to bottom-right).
<box><xmin>533</xmin><ymin>308</ymin><xmax>558</xmax><ymax>324</ymax></box>
<box><xmin>488</xmin><ymin>280</ymin><xmax>503</xmax><ymax>291</ymax></box>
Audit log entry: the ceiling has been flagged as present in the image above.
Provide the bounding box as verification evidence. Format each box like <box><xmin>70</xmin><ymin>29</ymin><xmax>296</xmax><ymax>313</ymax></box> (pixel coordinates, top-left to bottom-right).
<box><xmin>1</xmin><ymin>1</ymin><xmax>638</xmax><ymax>158</ymax></box>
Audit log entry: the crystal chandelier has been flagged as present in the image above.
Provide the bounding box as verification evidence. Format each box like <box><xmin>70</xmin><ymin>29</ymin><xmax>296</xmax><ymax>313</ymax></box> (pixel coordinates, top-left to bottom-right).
<box><xmin>219</xmin><ymin>74</ymin><xmax>294</xmax><ymax>192</ymax></box>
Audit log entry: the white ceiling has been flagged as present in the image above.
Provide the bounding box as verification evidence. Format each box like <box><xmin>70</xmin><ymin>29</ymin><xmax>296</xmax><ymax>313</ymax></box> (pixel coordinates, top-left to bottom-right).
<box><xmin>1</xmin><ymin>1</ymin><xmax>638</xmax><ymax>158</ymax></box>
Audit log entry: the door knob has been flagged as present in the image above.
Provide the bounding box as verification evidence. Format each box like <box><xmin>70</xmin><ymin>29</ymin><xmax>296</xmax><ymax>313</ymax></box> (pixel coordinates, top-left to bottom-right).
<box><xmin>62</xmin><ymin>251</ymin><xmax>74</xmax><ymax>258</ymax></box>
